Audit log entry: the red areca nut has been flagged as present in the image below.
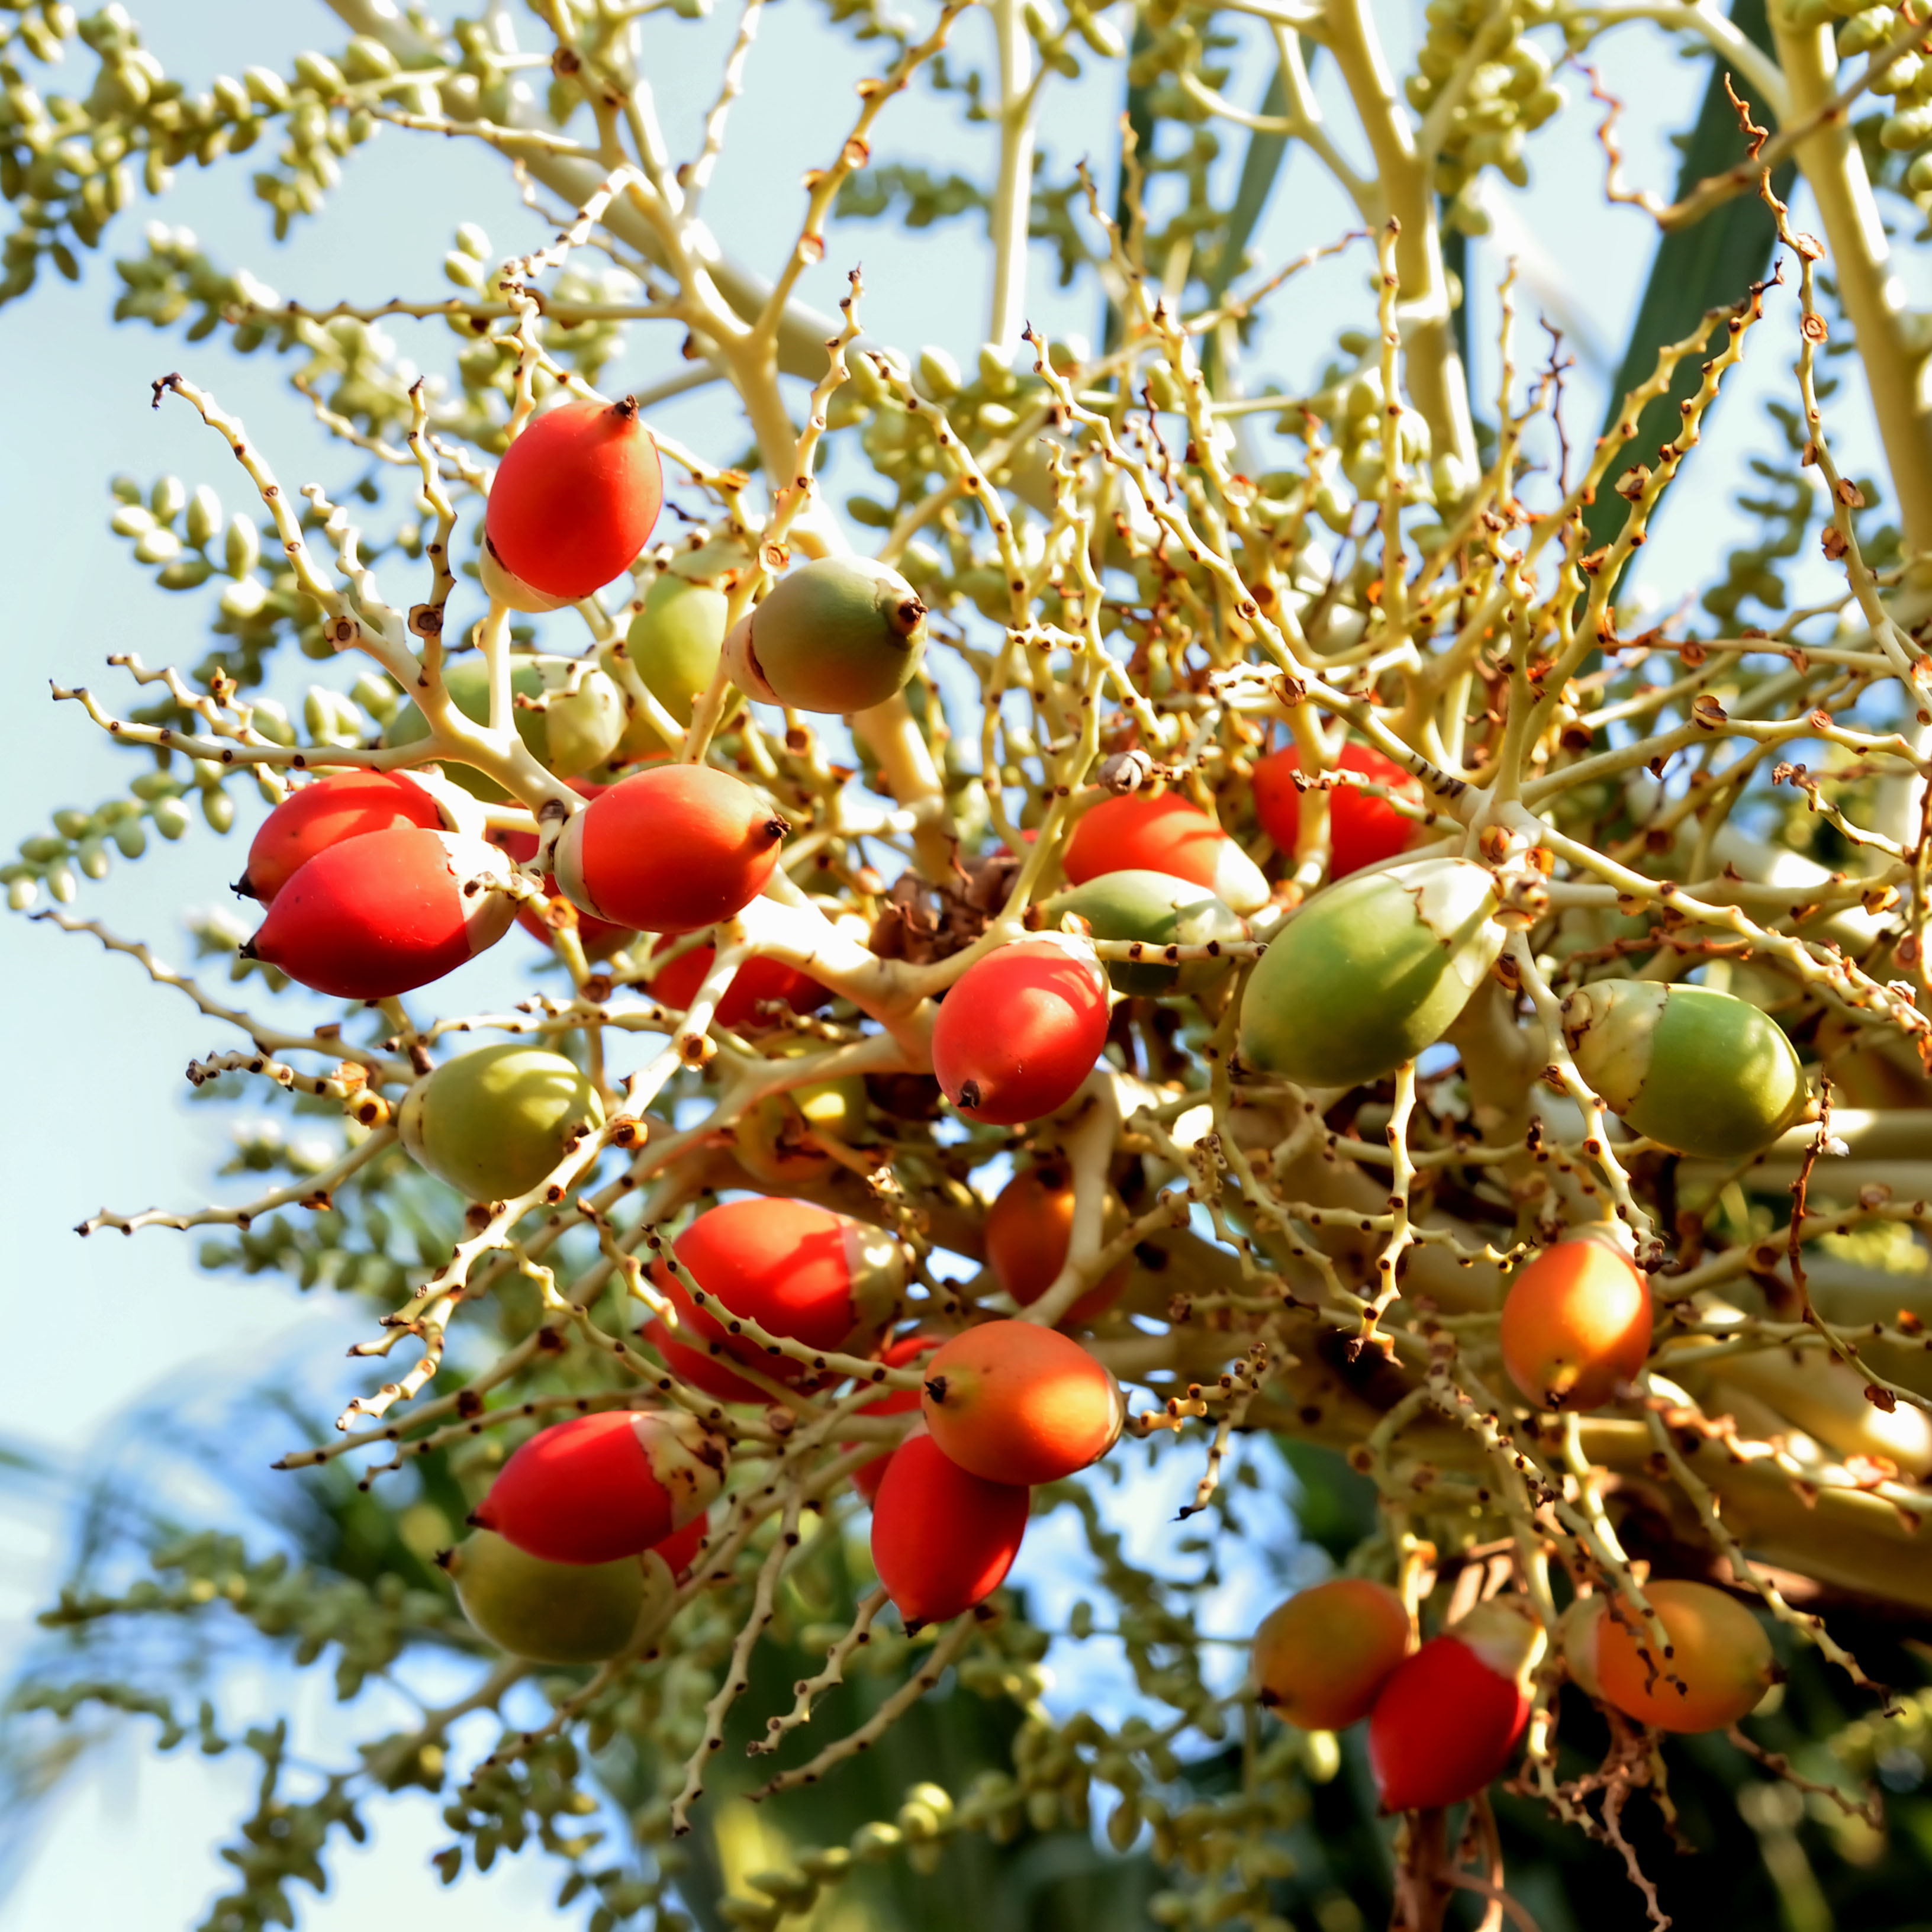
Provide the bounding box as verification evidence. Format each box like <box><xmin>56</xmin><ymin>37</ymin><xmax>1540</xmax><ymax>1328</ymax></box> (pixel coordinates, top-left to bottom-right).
<box><xmin>920</xmin><ymin>1318</ymin><xmax>1125</xmax><ymax>1486</ymax></box>
<box><xmin>237</xmin><ymin>768</ymin><xmax>477</xmax><ymax>904</ymax></box>
<box><xmin>1252</xmin><ymin>742</ymin><xmax>1420</xmax><ymax>880</ymax></box>
<box><xmin>1566</xmin><ymin>1580</ymin><xmax>1774</xmax><ymax>1733</ymax></box>
<box><xmin>1367</xmin><ymin>1596</ymin><xmax>1546</xmax><ymax>1812</ymax></box>
<box><xmin>482</xmin><ymin>395</ymin><xmax>665</xmax><ymax>610</ymax></box>
<box><xmin>932</xmin><ymin>935</ymin><xmax>1110</xmax><ymax>1126</ymax></box>
<box><xmin>242</xmin><ymin>826</ymin><xmax>515</xmax><ymax>999</ymax></box>
<box><xmin>848</xmin><ymin>1332</ymin><xmax>942</xmax><ymax>1502</ymax></box>
<box><xmin>491</xmin><ymin>779</ymin><xmax>636</xmax><ymax>959</ymax></box>
<box><xmin>1061</xmin><ymin>791</ymin><xmax>1269</xmax><ymax>915</ymax></box>
<box><xmin>470</xmin><ymin>1408</ymin><xmax>726</xmax><ymax>1566</ymax></box>
<box><xmin>870</xmin><ymin>1431</ymin><xmax>1030</xmax><ymax>1631</ymax></box>
<box><xmin>553</xmin><ymin>763</ymin><xmax>788</xmax><ymax>933</ymax></box>
<box><xmin>648</xmin><ymin>941</ymin><xmax>829</xmax><ymax>1028</ymax></box>
<box><xmin>1252</xmin><ymin>1578</ymin><xmax>1411</xmax><ymax>1731</ymax></box>
<box><xmin>985</xmin><ymin>1162</ymin><xmax>1131</xmax><ymax>1324</ymax></box>
<box><xmin>1500</xmin><ymin>1233</ymin><xmax>1653</xmax><ymax>1412</ymax></box>
<box><xmin>642</xmin><ymin>1196</ymin><xmax>905</xmax><ymax>1404</ymax></box>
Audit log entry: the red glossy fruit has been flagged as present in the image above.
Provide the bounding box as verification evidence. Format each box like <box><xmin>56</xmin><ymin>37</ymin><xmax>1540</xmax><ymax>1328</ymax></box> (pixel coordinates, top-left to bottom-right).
<box><xmin>491</xmin><ymin>780</ymin><xmax>637</xmax><ymax>960</ymax></box>
<box><xmin>1252</xmin><ymin>1578</ymin><xmax>1411</xmax><ymax>1731</ymax></box>
<box><xmin>654</xmin><ymin>1508</ymin><xmax>710</xmax><ymax>1583</ymax></box>
<box><xmin>1500</xmin><ymin>1235</ymin><xmax>1653</xmax><ymax>1412</ymax></box>
<box><xmin>849</xmin><ymin>1332</ymin><xmax>941</xmax><ymax>1502</ymax></box>
<box><xmin>242</xmin><ymin>826</ymin><xmax>514</xmax><ymax>999</ymax></box>
<box><xmin>642</xmin><ymin>1197</ymin><xmax>905</xmax><ymax>1404</ymax></box>
<box><xmin>1061</xmin><ymin>792</ymin><xmax>1268</xmax><ymax>915</ymax></box>
<box><xmin>870</xmin><ymin>1432</ymin><xmax>1030</xmax><ymax>1630</ymax></box>
<box><xmin>238</xmin><ymin>769</ymin><xmax>461</xmax><ymax>904</ymax></box>
<box><xmin>932</xmin><ymin>937</ymin><xmax>1110</xmax><ymax>1126</ymax></box>
<box><xmin>471</xmin><ymin>1408</ymin><xmax>725</xmax><ymax>1565</ymax></box>
<box><xmin>1367</xmin><ymin>1598</ymin><xmax>1545</xmax><ymax>1811</ymax></box>
<box><xmin>1252</xmin><ymin>742</ymin><xmax>1420</xmax><ymax>879</ymax></box>
<box><xmin>483</xmin><ymin>395</ymin><xmax>665</xmax><ymax>607</ymax></box>
<box><xmin>985</xmin><ymin>1162</ymin><xmax>1129</xmax><ymax>1324</ymax></box>
<box><xmin>553</xmin><ymin>764</ymin><xmax>787</xmax><ymax>934</ymax></box>
<box><xmin>648</xmin><ymin>942</ymin><xmax>829</xmax><ymax>1028</ymax></box>
<box><xmin>920</xmin><ymin>1319</ymin><xmax>1123</xmax><ymax>1486</ymax></box>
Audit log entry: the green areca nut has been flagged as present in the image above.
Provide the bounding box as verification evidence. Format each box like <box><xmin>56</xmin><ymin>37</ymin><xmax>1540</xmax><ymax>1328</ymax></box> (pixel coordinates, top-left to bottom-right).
<box><xmin>1237</xmin><ymin>857</ymin><xmax>1504</xmax><ymax>1088</ymax></box>
<box><xmin>443</xmin><ymin>1530</ymin><xmax>665</xmax><ymax>1663</ymax></box>
<box><xmin>399</xmin><ymin>1044</ymin><xmax>606</xmax><ymax>1201</ymax></box>
<box><xmin>1560</xmin><ymin>979</ymin><xmax>1807</xmax><ymax>1158</ymax></box>
<box><xmin>606</xmin><ymin>570</ymin><xmax>733</xmax><ymax>756</ymax></box>
<box><xmin>723</xmin><ymin>556</ymin><xmax>928</xmax><ymax>714</ymax></box>
<box><xmin>382</xmin><ymin>656</ymin><xmax>624</xmax><ymax>794</ymax></box>
<box><xmin>1042</xmin><ymin>869</ymin><xmax>1246</xmax><ymax>996</ymax></box>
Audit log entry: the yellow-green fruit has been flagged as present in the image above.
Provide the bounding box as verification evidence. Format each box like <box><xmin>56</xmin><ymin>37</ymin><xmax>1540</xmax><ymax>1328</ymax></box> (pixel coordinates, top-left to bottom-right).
<box><xmin>1237</xmin><ymin>858</ymin><xmax>1503</xmax><ymax>1088</ymax></box>
<box><xmin>1560</xmin><ymin>980</ymin><xmax>1806</xmax><ymax>1159</ymax></box>
<box><xmin>443</xmin><ymin>1529</ymin><xmax>667</xmax><ymax>1663</ymax></box>
<box><xmin>735</xmin><ymin>1051</ymin><xmax>868</xmax><ymax>1189</ymax></box>
<box><xmin>399</xmin><ymin>1044</ymin><xmax>605</xmax><ymax>1201</ymax></box>
<box><xmin>1042</xmin><ymin>868</ymin><xmax>1245</xmax><ymax>996</ymax></box>
<box><xmin>606</xmin><ymin>570</ymin><xmax>733</xmax><ymax>757</ymax></box>
<box><xmin>381</xmin><ymin>655</ymin><xmax>622</xmax><ymax>791</ymax></box>
<box><xmin>724</xmin><ymin>556</ymin><xmax>927</xmax><ymax>714</ymax></box>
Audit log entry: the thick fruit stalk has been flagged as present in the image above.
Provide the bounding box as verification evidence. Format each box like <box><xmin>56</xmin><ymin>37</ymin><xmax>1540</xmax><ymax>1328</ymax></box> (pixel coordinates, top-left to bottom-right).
<box><xmin>984</xmin><ymin>1162</ymin><xmax>1130</xmax><ymax>1323</ymax></box>
<box><xmin>382</xmin><ymin>657</ymin><xmax>626</xmax><ymax>791</ymax></box>
<box><xmin>870</xmin><ymin>1432</ymin><xmax>1030</xmax><ymax>1630</ymax></box>
<box><xmin>1565</xmin><ymin>1580</ymin><xmax>1775</xmax><ymax>1733</ymax></box>
<box><xmin>471</xmin><ymin>1409</ymin><xmax>726</xmax><ymax>1566</ymax></box>
<box><xmin>608</xmin><ymin>568</ymin><xmax>734</xmax><ymax>758</ymax></box>
<box><xmin>1561</xmin><ymin>980</ymin><xmax>1807</xmax><ymax>1160</ymax></box>
<box><xmin>1252</xmin><ymin>1577</ymin><xmax>1411</xmax><ymax>1731</ymax></box>
<box><xmin>920</xmin><ymin>1319</ymin><xmax>1124</xmax><ymax>1486</ymax></box>
<box><xmin>1238</xmin><ymin>857</ymin><xmax>1503</xmax><ymax>1089</ymax></box>
<box><xmin>723</xmin><ymin>555</ymin><xmax>928</xmax><ymax>713</ymax></box>
<box><xmin>398</xmin><ymin>1043</ymin><xmax>605</xmax><ymax>1202</ymax></box>
<box><xmin>1062</xmin><ymin>792</ymin><xmax>1270</xmax><ymax>915</ymax></box>
<box><xmin>1499</xmin><ymin>1232</ymin><xmax>1653</xmax><ymax>1412</ymax></box>
<box><xmin>1252</xmin><ymin>742</ymin><xmax>1420</xmax><ymax>879</ymax></box>
<box><xmin>1041</xmin><ymin>869</ymin><xmax>1245</xmax><ymax>996</ymax></box>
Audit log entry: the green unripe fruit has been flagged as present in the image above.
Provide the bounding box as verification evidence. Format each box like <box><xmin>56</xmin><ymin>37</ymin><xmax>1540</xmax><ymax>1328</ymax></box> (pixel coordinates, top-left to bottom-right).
<box><xmin>382</xmin><ymin>656</ymin><xmax>623</xmax><ymax>794</ymax></box>
<box><xmin>382</xmin><ymin>658</ymin><xmax>543</xmax><ymax>800</ymax></box>
<box><xmin>1560</xmin><ymin>980</ymin><xmax>1807</xmax><ymax>1159</ymax></box>
<box><xmin>1041</xmin><ymin>868</ymin><xmax>1245</xmax><ymax>996</ymax></box>
<box><xmin>724</xmin><ymin>556</ymin><xmax>927</xmax><ymax>714</ymax></box>
<box><xmin>399</xmin><ymin>1044</ymin><xmax>606</xmax><ymax>1201</ymax></box>
<box><xmin>443</xmin><ymin>1529</ymin><xmax>666</xmax><ymax>1663</ymax></box>
<box><xmin>736</xmin><ymin>1055</ymin><xmax>869</xmax><ymax>1189</ymax></box>
<box><xmin>606</xmin><ymin>570</ymin><xmax>732</xmax><ymax>756</ymax></box>
<box><xmin>1237</xmin><ymin>857</ymin><xmax>1503</xmax><ymax>1088</ymax></box>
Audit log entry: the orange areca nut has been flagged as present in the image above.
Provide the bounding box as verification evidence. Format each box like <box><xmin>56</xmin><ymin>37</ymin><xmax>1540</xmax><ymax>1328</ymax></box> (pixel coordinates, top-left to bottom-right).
<box><xmin>984</xmin><ymin>1162</ymin><xmax>1131</xmax><ymax>1324</ymax></box>
<box><xmin>849</xmin><ymin>1332</ymin><xmax>942</xmax><ymax>1502</ymax></box>
<box><xmin>1252</xmin><ymin>1577</ymin><xmax>1411</xmax><ymax>1731</ymax></box>
<box><xmin>920</xmin><ymin>1318</ymin><xmax>1125</xmax><ymax>1486</ymax></box>
<box><xmin>642</xmin><ymin>1196</ymin><xmax>905</xmax><ymax>1404</ymax></box>
<box><xmin>1251</xmin><ymin>742</ymin><xmax>1420</xmax><ymax>879</ymax></box>
<box><xmin>482</xmin><ymin>395</ymin><xmax>665</xmax><ymax>610</ymax></box>
<box><xmin>471</xmin><ymin>1408</ymin><xmax>725</xmax><ymax>1566</ymax></box>
<box><xmin>723</xmin><ymin>555</ymin><xmax>928</xmax><ymax>714</ymax></box>
<box><xmin>398</xmin><ymin>1043</ymin><xmax>604</xmax><ymax>1202</ymax></box>
<box><xmin>1499</xmin><ymin>1233</ymin><xmax>1653</xmax><ymax>1411</ymax></box>
<box><xmin>648</xmin><ymin>942</ymin><xmax>829</xmax><ymax>1028</ymax></box>
<box><xmin>1569</xmin><ymin>1580</ymin><xmax>1775</xmax><ymax>1733</ymax></box>
<box><xmin>237</xmin><ymin>769</ymin><xmax>472</xmax><ymax>904</ymax></box>
<box><xmin>242</xmin><ymin>825</ymin><xmax>514</xmax><ymax>999</ymax></box>
<box><xmin>1367</xmin><ymin>1597</ymin><xmax>1545</xmax><ymax>1812</ymax></box>
<box><xmin>1062</xmin><ymin>791</ymin><xmax>1270</xmax><ymax>915</ymax></box>
<box><xmin>553</xmin><ymin>763</ymin><xmax>788</xmax><ymax>933</ymax></box>
<box><xmin>870</xmin><ymin>1431</ymin><xmax>1031</xmax><ymax>1630</ymax></box>
<box><xmin>932</xmin><ymin>934</ymin><xmax>1111</xmax><ymax>1125</ymax></box>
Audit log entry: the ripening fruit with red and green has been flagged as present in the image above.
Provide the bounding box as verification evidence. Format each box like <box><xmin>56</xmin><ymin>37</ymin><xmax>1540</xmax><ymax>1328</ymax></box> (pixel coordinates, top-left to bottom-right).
<box><xmin>1561</xmin><ymin>979</ymin><xmax>1807</xmax><ymax>1160</ymax></box>
<box><xmin>492</xmin><ymin>781</ymin><xmax>637</xmax><ymax>960</ymax></box>
<box><xmin>1500</xmin><ymin>1234</ymin><xmax>1652</xmax><ymax>1411</ymax></box>
<box><xmin>643</xmin><ymin>1197</ymin><xmax>905</xmax><ymax>1404</ymax></box>
<box><xmin>1252</xmin><ymin>742</ymin><xmax>1421</xmax><ymax>878</ymax></box>
<box><xmin>1062</xmin><ymin>792</ymin><xmax>1269</xmax><ymax>916</ymax></box>
<box><xmin>237</xmin><ymin>769</ymin><xmax>468</xmax><ymax>904</ymax></box>
<box><xmin>242</xmin><ymin>826</ymin><xmax>514</xmax><ymax>999</ymax></box>
<box><xmin>1252</xmin><ymin>1578</ymin><xmax>1411</xmax><ymax>1731</ymax></box>
<box><xmin>1238</xmin><ymin>857</ymin><xmax>1503</xmax><ymax>1089</ymax></box>
<box><xmin>1040</xmin><ymin>870</ymin><xmax>1245</xmax><ymax>997</ymax></box>
<box><xmin>984</xmin><ymin>1162</ymin><xmax>1130</xmax><ymax>1324</ymax></box>
<box><xmin>723</xmin><ymin>556</ymin><xmax>928</xmax><ymax>714</ymax></box>
<box><xmin>932</xmin><ymin>935</ymin><xmax>1110</xmax><ymax>1125</ymax></box>
<box><xmin>870</xmin><ymin>1431</ymin><xmax>1030</xmax><ymax>1630</ymax></box>
<box><xmin>482</xmin><ymin>395</ymin><xmax>664</xmax><ymax>609</ymax></box>
<box><xmin>849</xmin><ymin>1332</ymin><xmax>942</xmax><ymax>1502</ymax></box>
<box><xmin>1367</xmin><ymin>1597</ymin><xmax>1545</xmax><ymax>1812</ymax></box>
<box><xmin>471</xmin><ymin>1408</ymin><xmax>724</xmax><ymax>1566</ymax></box>
<box><xmin>554</xmin><ymin>763</ymin><xmax>787</xmax><ymax>933</ymax></box>
<box><xmin>398</xmin><ymin>1043</ymin><xmax>605</xmax><ymax>1202</ymax></box>
<box><xmin>1565</xmin><ymin>1580</ymin><xmax>1774</xmax><ymax>1733</ymax></box>
<box><xmin>442</xmin><ymin>1530</ymin><xmax>660</xmax><ymax>1664</ymax></box>
<box><xmin>648</xmin><ymin>942</ymin><xmax>828</xmax><ymax>1028</ymax></box>
<box><xmin>920</xmin><ymin>1319</ymin><xmax>1124</xmax><ymax>1486</ymax></box>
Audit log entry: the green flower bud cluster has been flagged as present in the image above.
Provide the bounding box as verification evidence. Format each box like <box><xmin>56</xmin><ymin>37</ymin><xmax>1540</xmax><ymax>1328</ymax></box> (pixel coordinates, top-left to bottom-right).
<box><xmin>1403</xmin><ymin>1</ymin><xmax>1565</xmax><ymax>204</ymax></box>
